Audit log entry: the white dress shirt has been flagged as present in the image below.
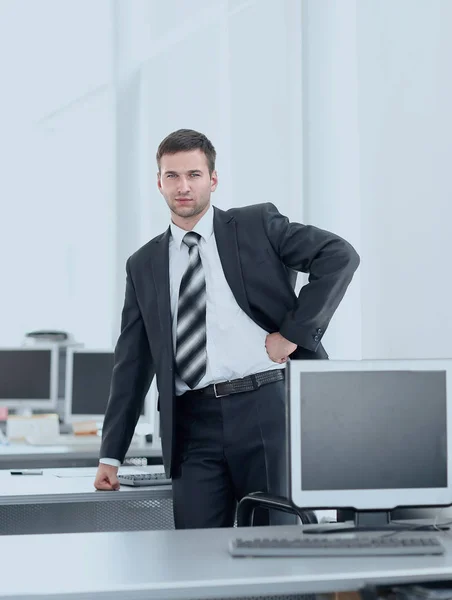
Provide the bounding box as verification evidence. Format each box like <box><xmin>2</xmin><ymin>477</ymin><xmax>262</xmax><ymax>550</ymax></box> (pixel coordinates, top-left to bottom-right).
<box><xmin>170</xmin><ymin>205</ymin><xmax>283</xmax><ymax>394</ymax></box>
<box><xmin>100</xmin><ymin>205</ymin><xmax>283</xmax><ymax>467</ymax></box>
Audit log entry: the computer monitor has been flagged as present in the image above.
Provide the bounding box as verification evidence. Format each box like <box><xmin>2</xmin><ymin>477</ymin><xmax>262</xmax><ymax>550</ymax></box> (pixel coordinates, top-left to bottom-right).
<box><xmin>64</xmin><ymin>348</ymin><xmax>150</xmax><ymax>423</ymax></box>
<box><xmin>287</xmin><ymin>359</ymin><xmax>452</xmax><ymax>528</ymax></box>
<box><xmin>0</xmin><ymin>346</ymin><xmax>59</xmax><ymax>410</ymax></box>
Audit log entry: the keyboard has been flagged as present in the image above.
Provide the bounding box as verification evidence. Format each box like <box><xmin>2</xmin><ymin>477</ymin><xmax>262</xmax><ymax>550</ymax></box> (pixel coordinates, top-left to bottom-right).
<box><xmin>229</xmin><ymin>535</ymin><xmax>445</xmax><ymax>557</ymax></box>
<box><xmin>117</xmin><ymin>473</ymin><xmax>171</xmax><ymax>487</ymax></box>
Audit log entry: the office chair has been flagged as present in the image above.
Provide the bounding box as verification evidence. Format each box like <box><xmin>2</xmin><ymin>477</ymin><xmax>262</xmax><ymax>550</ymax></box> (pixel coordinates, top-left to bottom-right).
<box><xmin>236</xmin><ymin>491</ymin><xmax>318</xmax><ymax>526</ymax></box>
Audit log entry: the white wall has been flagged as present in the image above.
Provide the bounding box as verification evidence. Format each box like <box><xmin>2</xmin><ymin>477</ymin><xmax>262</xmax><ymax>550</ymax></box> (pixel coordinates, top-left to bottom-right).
<box><xmin>357</xmin><ymin>0</ymin><xmax>452</xmax><ymax>359</ymax></box>
<box><xmin>303</xmin><ymin>0</ymin><xmax>452</xmax><ymax>360</ymax></box>
<box><xmin>0</xmin><ymin>0</ymin><xmax>115</xmax><ymax>347</ymax></box>
<box><xmin>302</xmin><ymin>0</ymin><xmax>362</xmax><ymax>359</ymax></box>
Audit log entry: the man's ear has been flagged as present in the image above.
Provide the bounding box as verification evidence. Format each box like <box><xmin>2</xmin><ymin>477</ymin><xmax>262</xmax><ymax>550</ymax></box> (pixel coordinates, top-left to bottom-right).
<box><xmin>211</xmin><ymin>170</ymin><xmax>218</xmax><ymax>192</ymax></box>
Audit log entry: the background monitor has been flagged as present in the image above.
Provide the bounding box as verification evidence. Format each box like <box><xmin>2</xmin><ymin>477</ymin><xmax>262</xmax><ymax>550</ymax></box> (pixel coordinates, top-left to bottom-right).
<box><xmin>287</xmin><ymin>359</ymin><xmax>452</xmax><ymax>525</ymax></box>
<box><xmin>0</xmin><ymin>346</ymin><xmax>59</xmax><ymax>410</ymax></box>
<box><xmin>64</xmin><ymin>348</ymin><xmax>150</xmax><ymax>423</ymax></box>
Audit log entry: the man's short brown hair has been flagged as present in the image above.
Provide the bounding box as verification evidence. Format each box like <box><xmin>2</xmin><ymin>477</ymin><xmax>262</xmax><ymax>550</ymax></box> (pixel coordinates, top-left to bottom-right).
<box><xmin>156</xmin><ymin>129</ymin><xmax>216</xmax><ymax>175</ymax></box>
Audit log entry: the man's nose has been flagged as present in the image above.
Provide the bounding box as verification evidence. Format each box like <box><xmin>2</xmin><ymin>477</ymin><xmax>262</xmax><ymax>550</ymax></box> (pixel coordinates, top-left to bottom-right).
<box><xmin>177</xmin><ymin>177</ymin><xmax>190</xmax><ymax>194</ymax></box>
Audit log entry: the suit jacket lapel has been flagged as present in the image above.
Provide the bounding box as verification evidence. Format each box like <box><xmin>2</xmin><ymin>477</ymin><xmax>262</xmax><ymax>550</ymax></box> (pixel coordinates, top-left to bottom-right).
<box><xmin>213</xmin><ymin>207</ymin><xmax>252</xmax><ymax>319</ymax></box>
<box><xmin>150</xmin><ymin>228</ymin><xmax>173</xmax><ymax>341</ymax></box>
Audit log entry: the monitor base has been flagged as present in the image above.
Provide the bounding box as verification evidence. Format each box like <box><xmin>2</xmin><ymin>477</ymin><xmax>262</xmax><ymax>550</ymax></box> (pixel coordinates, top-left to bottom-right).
<box><xmin>307</xmin><ymin>509</ymin><xmax>449</xmax><ymax>534</ymax></box>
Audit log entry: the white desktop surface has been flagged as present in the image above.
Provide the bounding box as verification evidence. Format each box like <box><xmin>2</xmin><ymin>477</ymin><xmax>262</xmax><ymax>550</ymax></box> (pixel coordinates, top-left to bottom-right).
<box><xmin>0</xmin><ymin>466</ymin><xmax>170</xmax><ymax>505</ymax></box>
<box><xmin>1</xmin><ymin>525</ymin><xmax>452</xmax><ymax>599</ymax></box>
<box><xmin>0</xmin><ymin>438</ymin><xmax>161</xmax><ymax>454</ymax></box>
<box><xmin>0</xmin><ymin>440</ymin><xmax>163</xmax><ymax>470</ymax></box>
<box><xmin>0</xmin><ymin>443</ymin><xmax>73</xmax><ymax>455</ymax></box>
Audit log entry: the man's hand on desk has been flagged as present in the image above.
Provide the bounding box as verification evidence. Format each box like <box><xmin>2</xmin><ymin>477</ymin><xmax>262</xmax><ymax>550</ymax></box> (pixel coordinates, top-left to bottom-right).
<box><xmin>265</xmin><ymin>332</ymin><xmax>297</xmax><ymax>364</ymax></box>
<box><xmin>94</xmin><ymin>463</ymin><xmax>120</xmax><ymax>491</ymax></box>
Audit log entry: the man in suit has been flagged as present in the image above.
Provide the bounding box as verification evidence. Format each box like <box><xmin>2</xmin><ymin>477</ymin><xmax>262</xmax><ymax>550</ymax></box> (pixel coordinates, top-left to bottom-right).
<box><xmin>94</xmin><ymin>128</ymin><xmax>360</xmax><ymax>529</ymax></box>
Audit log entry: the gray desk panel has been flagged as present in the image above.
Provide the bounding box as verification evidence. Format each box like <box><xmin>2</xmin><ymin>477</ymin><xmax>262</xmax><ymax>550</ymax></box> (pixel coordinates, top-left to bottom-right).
<box><xmin>0</xmin><ymin>467</ymin><xmax>174</xmax><ymax>534</ymax></box>
<box><xmin>1</xmin><ymin>525</ymin><xmax>452</xmax><ymax>599</ymax></box>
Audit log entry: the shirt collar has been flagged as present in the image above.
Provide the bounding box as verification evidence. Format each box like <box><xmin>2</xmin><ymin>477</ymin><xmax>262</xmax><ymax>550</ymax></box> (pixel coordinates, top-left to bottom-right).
<box><xmin>170</xmin><ymin>204</ymin><xmax>214</xmax><ymax>249</ymax></box>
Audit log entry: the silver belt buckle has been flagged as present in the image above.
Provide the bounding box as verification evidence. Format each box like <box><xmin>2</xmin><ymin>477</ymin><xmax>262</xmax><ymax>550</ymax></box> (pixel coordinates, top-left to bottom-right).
<box><xmin>213</xmin><ymin>383</ymin><xmax>228</xmax><ymax>398</ymax></box>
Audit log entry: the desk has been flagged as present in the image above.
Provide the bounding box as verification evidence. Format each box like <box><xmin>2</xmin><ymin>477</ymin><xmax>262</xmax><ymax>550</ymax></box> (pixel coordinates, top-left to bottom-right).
<box><xmin>0</xmin><ymin>439</ymin><xmax>163</xmax><ymax>469</ymax></box>
<box><xmin>1</xmin><ymin>525</ymin><xmax>452</xmax><ymax>599</ymax></box>
<box><xmin>0</xmin><ymin>466</ymin><xmax>173</xmax><ymax>535</ymax></box>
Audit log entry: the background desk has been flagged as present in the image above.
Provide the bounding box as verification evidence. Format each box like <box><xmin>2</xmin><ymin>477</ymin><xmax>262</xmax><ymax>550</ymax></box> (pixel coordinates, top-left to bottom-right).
<box><xmin>0</xmin><ymin>466</ymin><xmax>174</xmax><ymax>535</ymax></box>
<box><xmin>1</xmin><ymin>524</ymin><xmax>452</xmax><ymax>599</ymax></box>
<box><xmin>0</xmin><ymin>439</ymin><xmax>163</xmax><ymax>469</ymax></box>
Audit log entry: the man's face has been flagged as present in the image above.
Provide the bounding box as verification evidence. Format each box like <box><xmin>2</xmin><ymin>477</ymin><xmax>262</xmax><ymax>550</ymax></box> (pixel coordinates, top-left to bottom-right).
<box><xmin>157</xmin><ymin>150</ymin><xmax>218</xmax><ymax>220</ymax></box>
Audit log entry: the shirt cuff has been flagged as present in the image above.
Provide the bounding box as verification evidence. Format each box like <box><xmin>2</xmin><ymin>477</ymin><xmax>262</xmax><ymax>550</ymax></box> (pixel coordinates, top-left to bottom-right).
<box><xmin>99</xmin><ymin>458</ymin><xmax>121</xmax><ymax>468</ymax></box>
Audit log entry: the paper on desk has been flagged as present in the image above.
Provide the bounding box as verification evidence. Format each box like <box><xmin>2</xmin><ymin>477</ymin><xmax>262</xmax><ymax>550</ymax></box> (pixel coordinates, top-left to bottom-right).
<box><xmin>55</xmin><ymin>473</ymin><xmax>102</xmax><ymax>478</ymax></box>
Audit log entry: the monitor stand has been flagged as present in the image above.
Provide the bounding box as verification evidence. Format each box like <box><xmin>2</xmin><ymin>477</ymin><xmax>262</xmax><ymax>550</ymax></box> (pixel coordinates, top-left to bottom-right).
<box><xmin>355</xmin><ymin>510</ymin><xmax>391</xmax><ymax>528</ymax></box>
<box><xmin>354</xmin><ymin>510</ymin><xmax>406</xmax><ymax>530</ymax></box>
<box><xmin>308</xmin><ymin>509</ymin><xmax>449</xmax><ymax>534</ymax></box>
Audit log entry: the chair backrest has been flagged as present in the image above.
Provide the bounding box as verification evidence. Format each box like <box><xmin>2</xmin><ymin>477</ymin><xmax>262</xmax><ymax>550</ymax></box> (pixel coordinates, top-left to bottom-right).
<box><xmin>236</xmin><ymin>491</ymin><xmax>318</xmax><ymax>526</ymax></box>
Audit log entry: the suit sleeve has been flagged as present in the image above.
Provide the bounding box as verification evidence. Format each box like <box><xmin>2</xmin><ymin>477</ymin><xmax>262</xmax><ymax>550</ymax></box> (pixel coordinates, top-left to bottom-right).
<box><xmin>100</xmin><ymin>258</ymin><xmax>154</xmax><ymax>463</ymax></box>
<box><xmin>262</xmin><ymin>202</ymin><xmax>360</xmax><ymax>352</ymax></box>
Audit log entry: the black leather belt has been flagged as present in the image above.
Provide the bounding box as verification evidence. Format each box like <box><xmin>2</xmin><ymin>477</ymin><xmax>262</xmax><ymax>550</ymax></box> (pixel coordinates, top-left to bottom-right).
<box><xmin>182</xmin><ymin>369</ymin><xmax>285</xmax><ymax>400</ymax></box>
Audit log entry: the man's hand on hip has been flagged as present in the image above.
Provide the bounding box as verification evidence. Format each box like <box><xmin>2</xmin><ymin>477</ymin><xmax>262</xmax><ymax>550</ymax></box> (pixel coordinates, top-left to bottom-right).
<box><xmin>265</xmin><ymin>332</ymin><xmax>297</xmax><ymax>364</ymax></box>
<box><xmin>94</xmin><ymin>463</ymin><xmax>120</xmax><ymax>491</ymax></box>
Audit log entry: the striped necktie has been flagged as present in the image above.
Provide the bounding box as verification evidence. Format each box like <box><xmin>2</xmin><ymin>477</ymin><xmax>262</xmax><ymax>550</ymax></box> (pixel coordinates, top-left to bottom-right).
<box><xmin>175</xmin><ymin>232</ymin><xmax>207</xmax><ymax>389</ymax></box>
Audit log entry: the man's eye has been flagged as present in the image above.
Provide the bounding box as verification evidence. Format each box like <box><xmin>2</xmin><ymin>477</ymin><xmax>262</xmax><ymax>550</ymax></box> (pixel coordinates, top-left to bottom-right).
<box><xmin>190</xmin><ymin>173</ymin><xmax>200</xmax><ymax>177</ymax></box>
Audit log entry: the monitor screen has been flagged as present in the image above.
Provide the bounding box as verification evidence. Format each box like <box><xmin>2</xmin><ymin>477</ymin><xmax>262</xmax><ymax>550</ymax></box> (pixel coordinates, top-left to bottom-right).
<box><xmin>67</xmin><ymin>350</ymin><xmax>145</xmax><ymax>420</ymax></box>
<box><xmin>288</xmin><ymin>360</ymin><xmax>452</xmax><ymax>511</ymax></box>
<box><xmin>299</xmin><ymin>370</ymin><xmax>447</xmax><ymax>491</ymax></box>
<box><xmin>71</xmin><ymin>352</ymin><xmax>114</xmax><ymax>416</ymax></box>
<box><xmin>0</xmin><ymin>348</ymin><xmax>57</xmax><ymax>408</ymax></box>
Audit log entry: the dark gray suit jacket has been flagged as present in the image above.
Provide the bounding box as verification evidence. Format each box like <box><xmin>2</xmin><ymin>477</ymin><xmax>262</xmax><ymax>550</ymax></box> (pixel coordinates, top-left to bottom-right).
<box><xmin>100</xmin><ymin>203</ymin><xmax>360</xmax><ymax>476</ymax></box>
